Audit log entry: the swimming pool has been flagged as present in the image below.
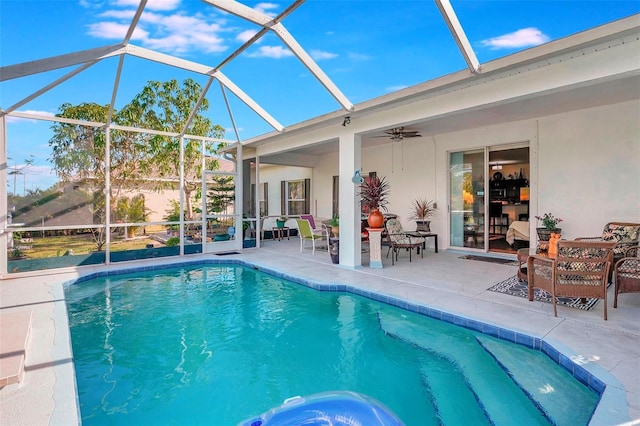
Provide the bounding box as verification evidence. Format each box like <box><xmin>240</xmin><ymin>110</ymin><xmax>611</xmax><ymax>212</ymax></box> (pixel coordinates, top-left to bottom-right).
<box><xmin>66</xmin><ymin>262</ymin><xmax>600</xmax><ymax>425</ymax></box>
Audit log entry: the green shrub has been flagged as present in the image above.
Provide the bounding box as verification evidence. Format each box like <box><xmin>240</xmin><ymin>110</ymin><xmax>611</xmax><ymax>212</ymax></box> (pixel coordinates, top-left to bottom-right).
<box><xmin>165</xmin><ymin>236</ymin><xmax>180</xmax><ymax>247</ymax></box>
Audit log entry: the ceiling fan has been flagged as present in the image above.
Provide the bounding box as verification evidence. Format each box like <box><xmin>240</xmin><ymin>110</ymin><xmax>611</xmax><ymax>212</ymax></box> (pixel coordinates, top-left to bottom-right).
<box><xmin>374</xmin><ymin>127</ymin><xmax>422</xmax><ymax>142</ymax></box>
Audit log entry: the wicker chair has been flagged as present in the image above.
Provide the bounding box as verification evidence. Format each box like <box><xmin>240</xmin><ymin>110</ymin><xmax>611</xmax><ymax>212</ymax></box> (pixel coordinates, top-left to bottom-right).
<box><xmin>613</xmin><ymin>245</ymin><xmax>640</xmax><ymax>308</ymax></box>
<box><xmin>528</xmin><ymin>240</ymin><xmax>616</xmax><ymax>320</ymax></box>
<box><xmin>575</xmin><ymin>222</ymin><xmax>640</xmax><ymax>264</ymax></box>
<box><xmin>384</xmin><ymin>218</ymin><xmax>425</xmax><ymax>265</ymax></box>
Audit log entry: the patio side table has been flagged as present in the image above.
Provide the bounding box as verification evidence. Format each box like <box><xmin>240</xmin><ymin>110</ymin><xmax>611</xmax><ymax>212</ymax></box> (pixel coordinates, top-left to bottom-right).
<box><xmin>272</xmin><ymin>226</ymin><xmax>290</xmax><ymax>240</ymax></box>
<box><xmin>407</xmin><ymin>232</ymin><xmax>438</xmax><ymax>253</ymax></box>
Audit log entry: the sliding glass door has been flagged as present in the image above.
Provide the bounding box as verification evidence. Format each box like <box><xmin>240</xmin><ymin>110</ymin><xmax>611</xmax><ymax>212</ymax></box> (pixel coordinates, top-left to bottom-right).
<box><xmin>450</xmin><ymin>149</ymin><xmax>485</xmax><ymax>249</ymax></box>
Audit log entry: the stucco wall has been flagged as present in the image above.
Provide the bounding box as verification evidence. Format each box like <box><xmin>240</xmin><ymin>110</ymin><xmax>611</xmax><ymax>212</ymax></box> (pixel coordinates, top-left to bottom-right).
<box><xmin>257</xmin><ymin>164</ymin><xmax>313</xmax><ymax>217</ymax></box>
<box><xmin>535</xmin><ymin>99</ymin><xmax>640</xmax><ymax>238</ymax></box>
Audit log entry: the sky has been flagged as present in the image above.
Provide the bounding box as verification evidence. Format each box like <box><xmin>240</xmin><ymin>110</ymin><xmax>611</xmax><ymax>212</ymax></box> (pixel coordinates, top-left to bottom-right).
<box><xmin>1</xmin><ymin>0</ymin><xmax>639</xmax><ymax>193</ymax></box>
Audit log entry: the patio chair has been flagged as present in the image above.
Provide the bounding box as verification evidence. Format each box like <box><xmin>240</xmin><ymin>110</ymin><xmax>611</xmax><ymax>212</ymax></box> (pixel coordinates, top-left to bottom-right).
<box><xmin>384</xmin><ymin>218</ymin><xmax>425</xmax><ymax>265</ymax></box>
<box><xmin>613</xmin><ymin>245</ymin><xmax>640</xmax><ymax>308</ymax></box>
<box><xmin>575</xmin><ymin>222</ymin><xmax>640</xmax><ymax>264</ymax></box>
<box><xmin>296</xmin><ymin>218</ymin><xmax>328</xmax><ymax>255</ymax></box>
<box><xmin>529</xmin><ymin>240</ymin><xmax>616</xmax><ymax>320</ymax></box>
<box><xmin>300</xmin><ymin>214</ymin><xmax>329</xmax><ymax>235</ymax></box>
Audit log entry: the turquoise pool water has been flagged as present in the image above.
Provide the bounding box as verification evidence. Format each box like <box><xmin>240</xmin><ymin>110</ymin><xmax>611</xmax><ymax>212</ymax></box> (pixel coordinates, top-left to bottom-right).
<box><xmin>66</xmin><ymin>264</ymin><xmax>599</xmax><ymax>425</ymax></box>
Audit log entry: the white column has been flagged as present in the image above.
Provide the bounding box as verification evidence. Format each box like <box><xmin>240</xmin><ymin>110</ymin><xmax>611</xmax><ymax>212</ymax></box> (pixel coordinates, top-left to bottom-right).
<box><xmin>338</xmin><ymin>131</ymin><xmax>361</xmax><ymax>268</ymax></box>
<box><xmin>0</xmin><ymin>115</ymin><xmax>7</xmax><ymax>276</ymax></box>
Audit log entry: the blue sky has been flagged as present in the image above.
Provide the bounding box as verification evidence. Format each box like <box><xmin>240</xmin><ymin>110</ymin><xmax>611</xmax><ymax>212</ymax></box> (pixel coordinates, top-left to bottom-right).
<box><xmin>1</xmin><ymin>0</ymin><xmax>639</xmax><ymax>193</ymax></box>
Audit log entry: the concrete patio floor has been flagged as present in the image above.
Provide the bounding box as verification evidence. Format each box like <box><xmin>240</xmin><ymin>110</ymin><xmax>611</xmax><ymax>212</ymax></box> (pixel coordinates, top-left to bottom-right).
<box><xmin>1</xmin><ymin>237</ymin><xmax>639</xmax><ymax>425</ymax></box>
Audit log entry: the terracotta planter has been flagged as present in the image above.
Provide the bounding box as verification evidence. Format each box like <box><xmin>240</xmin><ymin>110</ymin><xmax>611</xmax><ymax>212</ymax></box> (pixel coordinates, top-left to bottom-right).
<box><xmin>367</xmin><ymin>208</ymin><xmax>384</xmax><ymax>228</ymax></box>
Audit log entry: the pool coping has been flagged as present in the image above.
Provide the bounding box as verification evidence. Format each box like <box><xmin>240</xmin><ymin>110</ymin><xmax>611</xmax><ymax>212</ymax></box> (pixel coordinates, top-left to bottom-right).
<box><xmin>59</xmin><ymin>257</ymin><xmax>629</xmax><ymax>426</ymax></box>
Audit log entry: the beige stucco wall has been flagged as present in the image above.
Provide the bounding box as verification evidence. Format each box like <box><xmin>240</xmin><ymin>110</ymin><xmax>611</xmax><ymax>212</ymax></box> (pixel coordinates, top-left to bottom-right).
<box><xmin>257</xmin><ymin>164</ymin><xmax>313</xmax><ymax>217</ymax></box>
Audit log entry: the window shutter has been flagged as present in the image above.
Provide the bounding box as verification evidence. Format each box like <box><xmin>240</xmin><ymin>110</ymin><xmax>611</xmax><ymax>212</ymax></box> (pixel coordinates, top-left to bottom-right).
<box><xmin>304</xmin><ymin>178</ymin><xmax>311</xmax><ymax>214</ymax></box>
<box><xmin>332</xmin><ymin>175</ymin><xmax>339</xmax><ymax>217</ymax></box>
<box><xmin>263</xmin><ymin>182</ymin><xmax>268</xmax><ymax>216</ymax></box>
<box><xmin>281</xmin><ymin>180</ymin><xmax>286</xmax><ymax>215</ymax></box>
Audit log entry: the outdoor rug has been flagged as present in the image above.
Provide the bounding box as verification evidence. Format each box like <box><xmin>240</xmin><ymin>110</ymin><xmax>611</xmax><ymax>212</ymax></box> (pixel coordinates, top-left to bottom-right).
<box><xmin>460</xmin><ymin>255</ymin><xmax>518</xmax><ymax>266</ymax></box>
<box><xmin>488</xmin><ymin>275</ymin><xmax>600</xmax><ymax>311</ymax></box>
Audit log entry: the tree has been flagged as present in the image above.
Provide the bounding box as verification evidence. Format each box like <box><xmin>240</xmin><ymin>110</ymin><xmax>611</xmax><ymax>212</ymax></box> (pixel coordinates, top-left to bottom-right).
<box><xmin>126</xmin><ymin>78</ymin><xmax>226</xmax><ymax>220</ymax></box>
<box><xmin>114</xmin><ymin>194</ymin><xmax>149</xmax><ymax>238</ymax></box>
<box><xmin>48</xmin><ymin>79</ymin><xmax>224</xmax><ymax>250</ymax></box>
<box><xmin>207</xmin><ymin>175</ymin><xmax>236</xmax><ymax>215</ymax></box>
<box><xmin>49</xmin><ymin>103</ymin><xmax>112</xmax><ymax>249</ymax></box>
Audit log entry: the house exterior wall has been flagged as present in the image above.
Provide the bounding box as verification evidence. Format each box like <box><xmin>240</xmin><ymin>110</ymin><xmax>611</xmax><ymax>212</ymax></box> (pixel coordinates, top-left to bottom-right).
<box><xmin>535</xmin><ymin>99</ymin><xmax>640</xmax><ymax>238</ymax></box>
<box><xmin>265</xmin><ymin>99</ymin><xmax>639</xmax><ymax>251</ymax></box>
<box><xmin>254</xmin><ymin>164</ymin><xmax>313</xmax><ymax>217</ymax></box>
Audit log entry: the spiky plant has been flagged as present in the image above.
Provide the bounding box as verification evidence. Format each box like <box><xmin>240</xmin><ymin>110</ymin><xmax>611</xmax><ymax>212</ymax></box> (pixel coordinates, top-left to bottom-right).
<box><xmin>359</xmin><ymin>176</ymin><xmax>390</xmax><ymax>211</ymax></box>
<box><xmin>409</xmin><ymin>198</ymin><xmax>436</xmax><ymax>220</ymax></box>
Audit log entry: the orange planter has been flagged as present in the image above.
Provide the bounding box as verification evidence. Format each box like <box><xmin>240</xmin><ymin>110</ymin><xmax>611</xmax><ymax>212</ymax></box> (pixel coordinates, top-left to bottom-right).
<box><xmin>367</xmin><ymin>208</ymin><xmax>384</xmax><ymax>228</ymax></box>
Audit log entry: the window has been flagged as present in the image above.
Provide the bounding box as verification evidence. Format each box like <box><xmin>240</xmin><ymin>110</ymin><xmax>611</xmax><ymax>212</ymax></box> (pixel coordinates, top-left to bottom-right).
<box><xmin>281</xmin><ymin>179</ymin><xmax>310</xmax><ymax>216</ymax></box>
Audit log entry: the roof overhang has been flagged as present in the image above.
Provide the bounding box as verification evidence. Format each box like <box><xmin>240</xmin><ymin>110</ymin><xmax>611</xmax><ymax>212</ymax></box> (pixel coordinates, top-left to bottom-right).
<box><xmin>240</xmin><ymin>14</ymin><xmax>640</xmax><ymax>166</ymax></box>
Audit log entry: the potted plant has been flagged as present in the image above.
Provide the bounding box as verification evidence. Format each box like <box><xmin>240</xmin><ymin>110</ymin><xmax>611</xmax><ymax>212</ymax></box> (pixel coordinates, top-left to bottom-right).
<box><xmin>359</xmin><ymin>176</ymin><xmax>390</xmax><ymax>228</ymax></box>
<box><xmin>329</xmin><ymin>214</ymin><xmax>340</xmax><ymax>237</ymax></box>
<box><xmin>409</xmin><ymin>198</ymin><xmax>436</xmax><ymax>232</ymax></box>
<box><xmin>8</xmin><ymin>247</ymin><xmax>26</xmax><ymax>260</ymax></box>
<box><xmin>276</xmin><ymin>216</ymin><xmax>287</xmax><ymax>228</ymax></box>
<box><xmin>535</xmin><ymin>212</ymin><xmax>563</xmax><ymax>241</ymax></box>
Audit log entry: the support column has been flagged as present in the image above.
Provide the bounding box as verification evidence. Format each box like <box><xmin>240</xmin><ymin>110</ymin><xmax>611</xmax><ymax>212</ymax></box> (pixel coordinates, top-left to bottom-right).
<box><xmin>366</xmin><ymin>228</ymin><xmax>383</xmax><ymax>269</ymax></box>
<box><xmin>338</xmin><ymin>131</ymin><xmax>361</xmax><ymax>268</ymax></box>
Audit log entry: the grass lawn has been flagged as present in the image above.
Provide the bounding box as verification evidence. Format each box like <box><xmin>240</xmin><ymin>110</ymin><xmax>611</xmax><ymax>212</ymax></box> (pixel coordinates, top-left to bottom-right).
<box><xmin>19</xmin><ymin>233</ymin><xmax>160</xmax><ymax>259</ymax></box>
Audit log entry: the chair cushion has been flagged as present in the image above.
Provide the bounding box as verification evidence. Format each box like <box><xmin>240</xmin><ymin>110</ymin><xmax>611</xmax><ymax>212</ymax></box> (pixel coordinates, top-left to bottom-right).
<box><xmin>602</xmin><ymin>224</ymin><xmax>640</xmax><ymax>256</ymax></box>
<box><xmin>602</xmin><ymin>223</ymin><xmax>640</xmax><ymax>243</ymax></box>
<box><xmin>391</xmin><ymin>237</ymin><xmax>424</xmax><ymax>246</ymax></box>
<box><xmin>386</xmin><ymin>219</ymin><xmax>403</xmax><ymax>235</ymax></box>
<box><xmin>300</xmin><ymin>215</ymin><xmax>316</xmax><ymax>229</ymax></box>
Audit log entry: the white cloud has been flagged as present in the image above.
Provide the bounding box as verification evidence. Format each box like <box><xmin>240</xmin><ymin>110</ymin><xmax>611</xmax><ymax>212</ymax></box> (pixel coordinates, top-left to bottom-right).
<box><xmin>237</xmin><ymin>29</ymin><xmax>259</xmax><ymax>43</ymax></box>
<box><xmin>480</xmin><ymin>27</ymin><xmax>550</xmax><ymax>50</ymax></box>
<box><xmin>248</xmin><ymin>45</ymin><xmax>293</xmax><ymax>59</ymax></box>
<box><xmin>99</xmin><ymin>9</ymin><xmax>136</xmax><ymax>19</ymax></box>
<box><xmin>310</xmin><ymin>50</ymin><xmax>338</xmax><ymax>61</ymax></box>
<box><xmin>255</xmin><ymin>2</ymin><xmax>279</xmax><ymax>17</ymax></box>
<box><xmin>88</xmin><ymin>7</ymin><xmax>227</xmax><ymax>55</ymax></box>
<box><xmin>79</xmin><ymin>0</ymin><xmax>107</xmax><ymax>9</ymax></box>
<box><xmin>348</xmin><ymin>52</ymin><xmax>372</xmax><ymax>61</ymax></box>
<box><xmin>87</xmin><ymin>21</ymin><xmax>146</xmax><ymax>39</ymax></box>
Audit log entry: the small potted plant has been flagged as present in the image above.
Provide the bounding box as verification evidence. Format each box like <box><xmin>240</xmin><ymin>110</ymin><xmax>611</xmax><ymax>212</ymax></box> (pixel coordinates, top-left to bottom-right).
<box><xmin>276</xmin><ymin>216</ymin><xmax>287</xmax><ymax>228</ymax></box>
<box><xmin>329</xmin><ymin>214</ymin><xmax>340</xmax><ymax>237</ymax></box>
<box><xmin>535</xmin><ymin>212</ymin><xmax>563</xmax><ymax>241</ymax></box>
<box><xmin>409</xmin><ymin>198</ymin><xmax>436</xmax><ymax>232</ymax></box>
<box><xmin>359</xmin><ymin>176</ymin><xmax>390</xmax><ymax>228</ymax></box>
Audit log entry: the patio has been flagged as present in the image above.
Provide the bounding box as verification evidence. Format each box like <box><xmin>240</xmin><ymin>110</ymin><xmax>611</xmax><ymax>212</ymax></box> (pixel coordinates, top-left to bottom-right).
<box><xmin>1</xmin><ymin>240</ymin><xmax>638</xmax><ymax>425</ymax></box>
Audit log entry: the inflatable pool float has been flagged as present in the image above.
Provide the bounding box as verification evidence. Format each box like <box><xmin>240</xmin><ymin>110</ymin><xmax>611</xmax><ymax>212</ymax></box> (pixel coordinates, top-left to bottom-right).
<box><xmin>239</xmin><ymin>391</ymin><xmax>404</xmax><ymax>426</ymax></box>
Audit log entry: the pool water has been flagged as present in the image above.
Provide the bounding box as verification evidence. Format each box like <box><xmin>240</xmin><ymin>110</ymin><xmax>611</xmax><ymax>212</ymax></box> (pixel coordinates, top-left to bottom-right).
<box><xmin>66</xmin><ymin>264</ymin><xmax>599</xmax><ymax>425</ymax></box>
